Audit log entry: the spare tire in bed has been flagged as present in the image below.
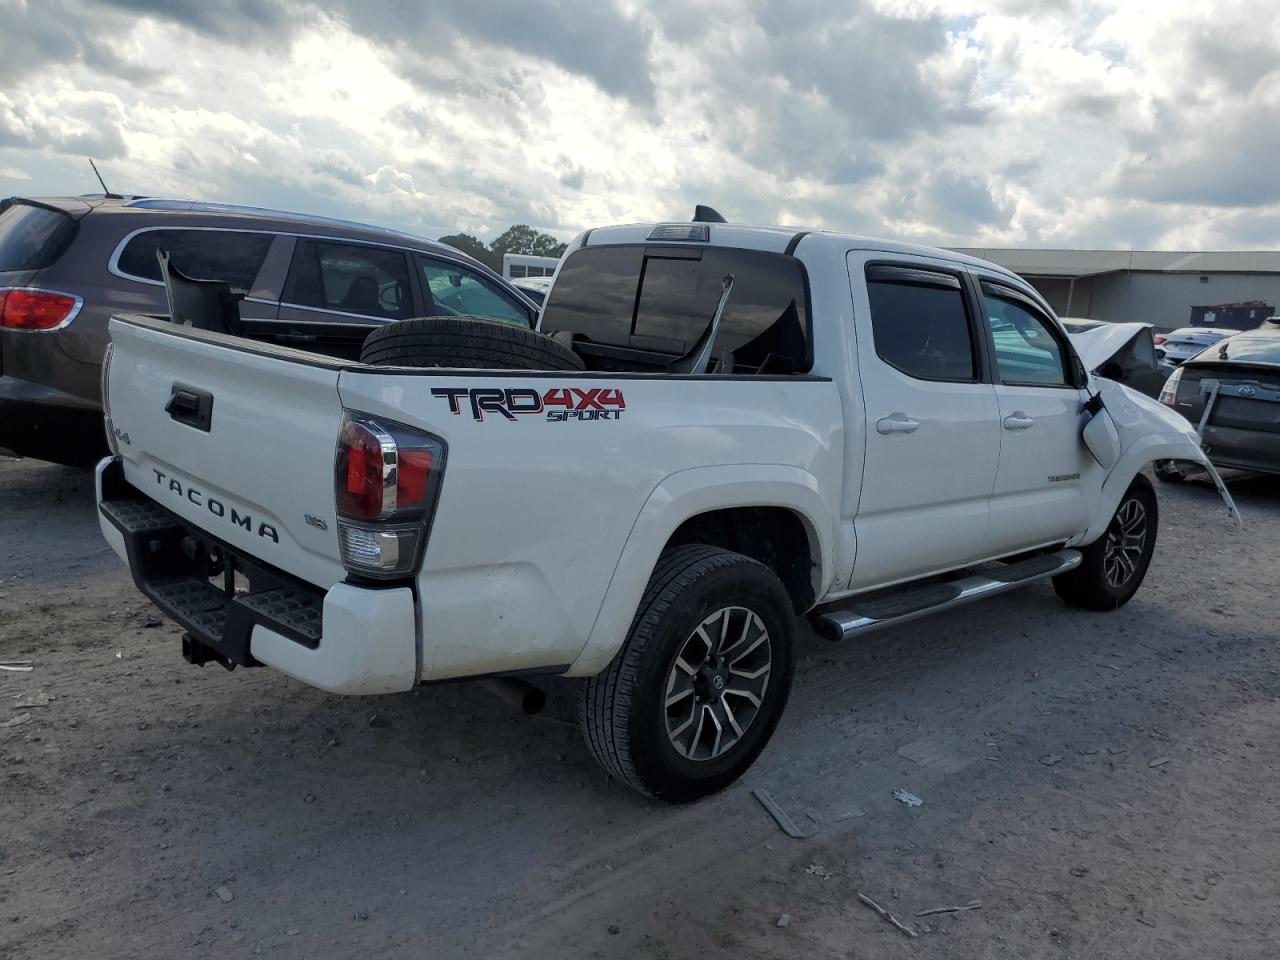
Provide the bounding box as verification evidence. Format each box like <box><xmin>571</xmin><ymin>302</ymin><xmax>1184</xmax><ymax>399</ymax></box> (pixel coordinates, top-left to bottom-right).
<box><xmin>359</xmin><ymin>316</ymin><xmax>584</xmax><ymax>371</ymax></box>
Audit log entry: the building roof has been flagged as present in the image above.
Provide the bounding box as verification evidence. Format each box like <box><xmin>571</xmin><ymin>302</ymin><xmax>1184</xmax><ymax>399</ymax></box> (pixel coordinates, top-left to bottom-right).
<box><xmin>949</xmin><ymin>248</ymin><xmax>1280</xmax><ymax>278</ymax></box>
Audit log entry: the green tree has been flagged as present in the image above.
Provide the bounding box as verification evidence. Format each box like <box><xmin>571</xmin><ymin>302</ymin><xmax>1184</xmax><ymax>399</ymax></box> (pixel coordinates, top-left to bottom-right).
<box><xmin>489</xmin><ymin>224</ymin><xmax>567</xmax><ymax>261</ymax></box>
<box><xmin>437</xmin><ymin>232</ymin><xmax>500</xmax><ymax>271</ymax></box>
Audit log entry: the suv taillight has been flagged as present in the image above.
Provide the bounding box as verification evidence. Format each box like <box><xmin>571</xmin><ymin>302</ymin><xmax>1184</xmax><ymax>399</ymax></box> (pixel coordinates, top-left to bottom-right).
<box><xmin>334</xmin><ymin>413</ymin><xmax>445</xmax><ymax>579</ymax></box>
<box><xmin>0</xmin><ymin>288</ymin><xmax>82</xmax><ymax>330</ymax></box>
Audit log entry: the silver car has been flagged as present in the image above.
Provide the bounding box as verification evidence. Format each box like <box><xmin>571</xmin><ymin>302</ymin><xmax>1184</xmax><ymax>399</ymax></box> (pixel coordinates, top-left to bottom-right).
<box><xmin>1155</xmin><ymin>326</ymin><xmax>1239</xmax><ymax>365</ymax></box>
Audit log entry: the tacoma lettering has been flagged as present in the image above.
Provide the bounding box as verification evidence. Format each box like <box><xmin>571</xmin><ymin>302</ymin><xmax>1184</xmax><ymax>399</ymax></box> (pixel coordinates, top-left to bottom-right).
<box><xmin>151</xmin><ymin>469</ymin><xmax>277</xmax><ymax>543</ymax></box>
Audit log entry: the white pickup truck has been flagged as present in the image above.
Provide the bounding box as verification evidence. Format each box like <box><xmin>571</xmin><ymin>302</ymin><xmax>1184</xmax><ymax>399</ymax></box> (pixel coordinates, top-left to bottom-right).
<box><xmin>96</xmin><ymin>218</ymin><xmax>1237</xmax><ymax>802</ymax></box>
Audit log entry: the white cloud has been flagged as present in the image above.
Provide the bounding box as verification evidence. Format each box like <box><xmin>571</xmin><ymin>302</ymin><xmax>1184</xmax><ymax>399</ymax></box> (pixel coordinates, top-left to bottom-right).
<box><xmin>0</xmin><ymin>0</ymin><xmax>1277</xmax><ymax>249</ymax></box>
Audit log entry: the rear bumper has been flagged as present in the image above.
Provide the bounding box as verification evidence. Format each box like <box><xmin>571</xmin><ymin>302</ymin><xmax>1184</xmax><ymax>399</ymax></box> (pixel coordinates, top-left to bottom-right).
<box><xmin>1201</xmin><ymin>424</ymin><xmax>1280</xmax><ymax>476</ymax></box>
<box><xmin>96</xmin><ymin>458</ymin><xmax>418</xmax><ymax>694</ymax></box>
<box><xmin>0</xmin><ymin>377</ymin><xmax>106</xmax><ymax>464</ymax></box>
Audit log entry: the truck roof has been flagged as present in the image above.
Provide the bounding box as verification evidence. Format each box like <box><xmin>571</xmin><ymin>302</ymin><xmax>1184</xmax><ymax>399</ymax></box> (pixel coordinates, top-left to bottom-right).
<box><xmin>582</xmin><ymin>222</ymin><xmax>1026</xmax><ymax>284</ymax></box>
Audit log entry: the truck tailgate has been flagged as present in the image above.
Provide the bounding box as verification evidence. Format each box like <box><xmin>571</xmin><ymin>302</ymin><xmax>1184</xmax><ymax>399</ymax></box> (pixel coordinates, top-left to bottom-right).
<box><xmin>105</xmin><ymin>315</ymin><xmax>347</xmax><ymax>588</ymax></box>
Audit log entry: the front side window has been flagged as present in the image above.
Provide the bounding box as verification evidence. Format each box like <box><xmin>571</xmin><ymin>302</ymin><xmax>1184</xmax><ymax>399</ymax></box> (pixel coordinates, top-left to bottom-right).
<box><xmin>117</xmin><ymin>229</ymin><xmax>273</xmax><ymax>289</ymax></box>
<box><xmin>420</xmin><ymin>259</ymin><xmax>530</xmax><ymax>326</ymax></box>
<box><xmin>866</xmin><ymin>269</ymin><xmax>976</xmax><ymax>382</ymax></box>
<box><xmin>984</xmin><ymin>292</ymin><xmax>1070</xmax><ymax>386</ymax></box>
<box><xmin>282</xmin><ymin>239</ymin><xmax>411</xmax><ymax>319</ymax></box>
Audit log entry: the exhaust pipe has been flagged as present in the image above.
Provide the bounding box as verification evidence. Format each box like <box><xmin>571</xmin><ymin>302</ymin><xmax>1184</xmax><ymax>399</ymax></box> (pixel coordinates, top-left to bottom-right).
<box><xmin>478</xmin><ymin>677</ymin><xmax>546</xmax><ymax>715</ymax></box>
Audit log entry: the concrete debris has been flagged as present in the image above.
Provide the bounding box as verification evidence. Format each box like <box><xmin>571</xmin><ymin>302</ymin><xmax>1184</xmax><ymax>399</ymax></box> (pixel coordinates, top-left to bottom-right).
<box><xmin>213</xmin><ymin>886</ymin><xmax>234</xmax><ymax>903</ymax></box>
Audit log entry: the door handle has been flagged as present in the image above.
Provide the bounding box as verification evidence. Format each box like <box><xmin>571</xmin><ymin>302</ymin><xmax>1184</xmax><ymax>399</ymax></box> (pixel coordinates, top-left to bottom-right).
<box><xmin>876</xmin><ymin>414</ymin><xmax>920</xmax><ymax>435</ymax></box>
<box><xmin>1003</xmin><ymin>412</ymin><xmax>1035</xmax><ymax>431</ymax></box>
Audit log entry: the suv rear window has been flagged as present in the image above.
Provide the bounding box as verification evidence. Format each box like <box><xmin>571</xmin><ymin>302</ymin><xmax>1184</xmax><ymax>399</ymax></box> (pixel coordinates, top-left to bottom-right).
<box><xmin>117</xmin><ymin>229</ymin><xmax>273</xmax><ymax>290</ymax></box>
<box><xmin>541</xmin><ymin>245</ymin><xmax>810</xmax><ymax>373</ymax></box>
<box><xmin>0</xmin><ymin>202</ymin><xmax>78</xmax><ymax>272</ymax></box>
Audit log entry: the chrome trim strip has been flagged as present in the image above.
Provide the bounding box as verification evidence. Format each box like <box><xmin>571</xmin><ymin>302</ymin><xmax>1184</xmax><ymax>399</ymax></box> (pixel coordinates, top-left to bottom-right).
<box><xmin>0</xmin><ymin>286</ymin><xmax>85</xmax><ymax>332</ymax></box>
<box><xmin>814</xmin><ymin>549</ymin><xmax>1083</xmax><ymax>642</ymax></box>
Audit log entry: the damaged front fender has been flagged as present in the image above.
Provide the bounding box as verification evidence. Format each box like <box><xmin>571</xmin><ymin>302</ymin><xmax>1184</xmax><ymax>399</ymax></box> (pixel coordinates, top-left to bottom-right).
<box><xmin>1080</xmin><ymin>379</ymin><xmax>1242</xmax><ymax>542</ymax></box>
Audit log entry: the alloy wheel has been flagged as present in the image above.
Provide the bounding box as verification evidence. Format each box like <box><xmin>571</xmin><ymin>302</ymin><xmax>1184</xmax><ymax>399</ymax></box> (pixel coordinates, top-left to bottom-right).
<box><xmin>1103</xmin><ymin>497</ymin><xmax>1148</xmax><ymax>588</ymax></box>
<box><xmin>663</xmin><ymin>606</ymin><xmax>772</xmax><ymax>761</ymax></box>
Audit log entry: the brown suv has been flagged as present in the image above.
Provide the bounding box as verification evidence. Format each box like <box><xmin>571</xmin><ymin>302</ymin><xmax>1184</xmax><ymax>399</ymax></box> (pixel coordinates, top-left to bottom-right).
<box><xmin>0</xmin><ymin>196</ymin><xmax>539</xmax><ymax>465</ymax></box>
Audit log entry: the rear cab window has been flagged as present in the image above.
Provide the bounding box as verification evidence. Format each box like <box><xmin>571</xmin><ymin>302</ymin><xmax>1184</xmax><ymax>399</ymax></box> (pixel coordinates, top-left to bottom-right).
<box><xmin>541</xmin><ymin>244</ymin><xmax>811</xmax><ymax>374</ymax></box>
<box><xmin>0</xmin><ymin>201</ymin><xmax>78</xmax><ymax>273</ymax></box>
<box><xmin>116</xmin><ymin>229</ymin><xmax>273</xmax><ymax>290</ymax></box>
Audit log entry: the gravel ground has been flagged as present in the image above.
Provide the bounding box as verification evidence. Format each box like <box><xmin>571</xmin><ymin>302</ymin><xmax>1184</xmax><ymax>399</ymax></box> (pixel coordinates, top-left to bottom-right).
<box><xmin>1</xmin><ymin>456</ymin><xmax>1277</xmax><ymax>960</ymax></box>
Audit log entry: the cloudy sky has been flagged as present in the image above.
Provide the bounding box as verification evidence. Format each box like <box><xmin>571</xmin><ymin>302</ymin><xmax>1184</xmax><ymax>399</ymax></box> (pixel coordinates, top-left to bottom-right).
<box><xmin>1</xmin><ymin>0</ymin><xmax>1277</xmax><ymax>250</ymax></box>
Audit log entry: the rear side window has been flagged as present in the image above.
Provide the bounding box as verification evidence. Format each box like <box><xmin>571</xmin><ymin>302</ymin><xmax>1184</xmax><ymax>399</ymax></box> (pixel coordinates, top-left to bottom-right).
<box><xmin>420</xmin><ymin>258</ymin><xmax>529</xmax><ymax>326</ymax></box>
<box><xmin>0</xmin><ymin>202</ymin><xmax>77</xmax><ymax>272</ymax></box>
<box><xmin>282</xmin><ymin>239</ymin><xmax>412</xmax><ymax>320</ymax></box>
<box><xmin>542</xmin><ymin>245</ymin><xmax>811</xmax><ymax>373</ymax></box>
<box><xmin>117</xmin><ymin>229</ymin><xmax>272</xmax><ymax>290</ymax></box>
<box><xmin>865</xmin><ymin>267</ymin><xmax>976</xmax><ymax>381</ymax></box>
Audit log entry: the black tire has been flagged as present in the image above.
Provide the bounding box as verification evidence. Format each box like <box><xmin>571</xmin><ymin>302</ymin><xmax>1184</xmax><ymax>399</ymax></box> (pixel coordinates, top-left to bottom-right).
<box><xmin>1154</xmin><ymin>459</ymin><xmax>1187</xmax><ymax>483</ymax></box>
<box><xmin>1053</xmin><ymin>475</ymin><xmax>1158</xmax><ymax>611</ymax></box>
<box><xmin>359</xmin><ymin>315</ymin><xmax>584</xmax><ymax>371</ymax></box>
<box><xmin>580</xmin><ymin>545</ymin><xmax>796</xmax><ymax>803</ymax></box>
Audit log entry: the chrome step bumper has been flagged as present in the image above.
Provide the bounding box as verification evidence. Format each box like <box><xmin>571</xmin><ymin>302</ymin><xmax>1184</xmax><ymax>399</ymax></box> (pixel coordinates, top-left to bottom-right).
<box><xmin>812</xmin><ymin>549</ymin><xmax>1082</xmax><ymax>642</ymax></box>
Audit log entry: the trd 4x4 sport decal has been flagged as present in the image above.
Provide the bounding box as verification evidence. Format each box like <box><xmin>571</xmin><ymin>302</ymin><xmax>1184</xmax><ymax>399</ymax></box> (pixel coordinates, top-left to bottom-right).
<box><xmin>431</xmin><ymin>387</ymin><xmax>626</xmax><ymax>422</ymax></box>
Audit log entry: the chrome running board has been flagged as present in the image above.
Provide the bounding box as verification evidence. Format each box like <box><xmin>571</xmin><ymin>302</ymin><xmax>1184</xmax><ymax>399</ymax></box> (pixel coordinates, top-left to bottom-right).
<box><xmin>812</xmin><ymin>549</ymin><xmax>1082</xmax><ymax>642</ymax></box>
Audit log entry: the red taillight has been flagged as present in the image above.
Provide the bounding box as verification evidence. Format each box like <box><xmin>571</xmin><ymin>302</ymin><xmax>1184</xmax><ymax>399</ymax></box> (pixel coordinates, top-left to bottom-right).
<box><xmin>397</xmin><ymin>450</ymin><xmax>433</xmax><ymax>506</ymax></box>
<box><xmin>338</xmin><ymin>419</ymin><xmax>388</xmax><ymax>521</ymax></box>
<box><xmin>0</xmin><ymin>288</ymin><xmax>80</xmax><ymax>330</ymax></box>
<box><xmin>334</xmin><ymin>414</ymin><xmax>446</xmax><ymax>579</ymax></box>
<box><xmin>1153</xmin><ymin>335</ymin><xmax>1167</xmax><ymax>345</ymax></box>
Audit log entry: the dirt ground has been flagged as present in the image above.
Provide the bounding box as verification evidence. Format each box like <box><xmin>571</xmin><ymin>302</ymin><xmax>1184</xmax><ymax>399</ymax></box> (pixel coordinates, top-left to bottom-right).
<box><xmin>1</xmin><ymin>455</ymin><xmax>1278</xmax><ymax>960</ymax></box>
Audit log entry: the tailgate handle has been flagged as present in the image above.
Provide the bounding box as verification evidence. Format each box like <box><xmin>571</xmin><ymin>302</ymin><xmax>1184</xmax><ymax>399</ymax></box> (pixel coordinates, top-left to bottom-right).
<box><xmin>165</xmin><ymin>384</ymin><xmax>214</xmax><ymax>432</ymax></box>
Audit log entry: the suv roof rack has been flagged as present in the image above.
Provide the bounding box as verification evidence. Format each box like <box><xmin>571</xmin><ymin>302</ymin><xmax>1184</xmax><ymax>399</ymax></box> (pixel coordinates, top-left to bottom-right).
<box><xmin>123</xmin><ymin>198</ymin><xmax>437</xmax><ymax>246</ymax></box>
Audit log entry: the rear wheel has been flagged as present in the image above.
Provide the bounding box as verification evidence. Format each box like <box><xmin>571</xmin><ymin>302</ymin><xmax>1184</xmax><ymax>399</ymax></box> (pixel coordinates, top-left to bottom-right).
<box><xmin>359</xmin><ymin>315</ymin><xmax>583</xmax><ymax>371</ymax></box>
<box><xmin>580</xmin><ymin>545</ymin><xmax>795</xmax><ymax>802</ymax></box>
<box><xmin>1054</xmin><ymin>476</ymin><xmax>1158</xmax><ymax>611</ymax></box>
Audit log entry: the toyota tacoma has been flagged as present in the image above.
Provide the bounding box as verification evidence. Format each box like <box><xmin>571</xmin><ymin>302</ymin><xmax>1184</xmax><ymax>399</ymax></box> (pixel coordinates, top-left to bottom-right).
<box><xmin>95</xmin><ymin>217</ymin><xmax>1239</xmax><ymax>802</ymax></box>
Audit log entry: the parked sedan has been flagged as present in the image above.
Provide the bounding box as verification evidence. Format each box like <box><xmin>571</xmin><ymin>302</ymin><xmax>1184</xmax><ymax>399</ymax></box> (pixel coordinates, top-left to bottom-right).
<box><xmin>1157</xmin><ymin>327</ymin><xmax>1280</xmax><ymax>478</ymax></box>
<box><xmin>1155</xmin><ymin>326</ymin><xmax>1239</xmax><ymax>365</ymax></box>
